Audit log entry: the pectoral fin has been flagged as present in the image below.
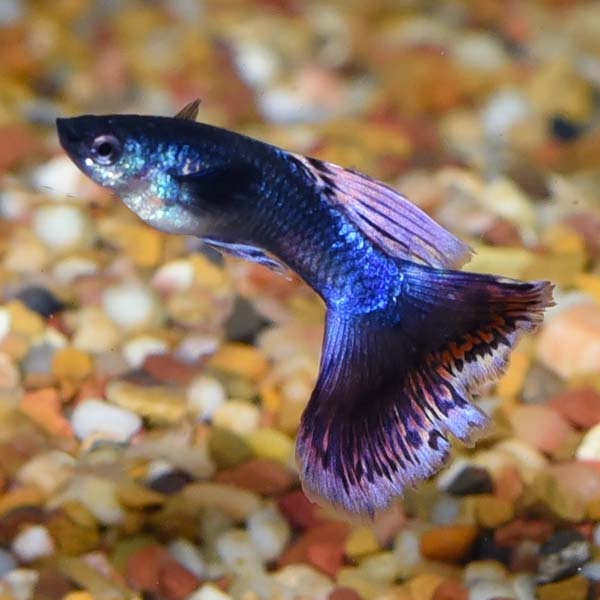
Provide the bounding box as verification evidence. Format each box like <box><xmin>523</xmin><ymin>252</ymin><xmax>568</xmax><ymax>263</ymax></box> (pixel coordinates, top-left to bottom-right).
<box><xmin>203</xmin><ymin>238</ymin><xmax>291</xmax><ymax>278</ymax></box>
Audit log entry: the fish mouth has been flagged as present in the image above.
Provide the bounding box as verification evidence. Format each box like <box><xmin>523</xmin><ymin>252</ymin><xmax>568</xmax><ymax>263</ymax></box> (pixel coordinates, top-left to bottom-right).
<box><xmin>56</xmin><ymin>117</ymin><xmax>84</xmax><ymax>158</ymax></box>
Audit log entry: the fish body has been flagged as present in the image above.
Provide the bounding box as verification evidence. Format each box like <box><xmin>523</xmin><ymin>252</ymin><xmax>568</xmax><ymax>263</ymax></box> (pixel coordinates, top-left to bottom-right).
<box><xmin>57</xmin><ymin>102</ymin><xmax>553</xmax><ymax>516</ymax></box>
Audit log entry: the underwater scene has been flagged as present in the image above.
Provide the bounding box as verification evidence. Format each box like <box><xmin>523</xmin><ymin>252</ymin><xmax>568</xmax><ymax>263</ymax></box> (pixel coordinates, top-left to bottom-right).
<box><xmin>0</xmin><ymin>1</ymin><xmax>600</xmax><ymax>599</ymax></box>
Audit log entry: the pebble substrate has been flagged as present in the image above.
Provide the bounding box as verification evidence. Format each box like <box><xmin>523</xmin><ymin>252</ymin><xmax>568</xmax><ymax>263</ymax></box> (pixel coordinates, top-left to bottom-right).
<box><xmin>1</xmin><ymin>1</ymin><xmax>600</xmax><ymax>599</ymax></box>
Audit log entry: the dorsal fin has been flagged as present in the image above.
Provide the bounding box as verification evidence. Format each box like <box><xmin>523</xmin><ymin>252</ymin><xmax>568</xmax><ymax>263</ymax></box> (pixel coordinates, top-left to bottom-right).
<box><xmin>174</xmin><ymin>98</ymin><xmax>201</xmax><ymax>121</ymax></box>
<box><xmin>292</xmin><ymin>154</ymin><xmax>473</xmax><ymax>269</ymax></box>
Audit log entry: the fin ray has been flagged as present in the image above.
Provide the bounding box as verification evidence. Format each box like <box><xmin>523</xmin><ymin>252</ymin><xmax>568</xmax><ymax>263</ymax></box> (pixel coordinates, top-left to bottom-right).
<box><xmin>296</xmin><ymin>269</ymin><xmax>553</xmax><ymax>516</ymax></box>
<box><xmin>292</xmin><ymin>154</ymin><xmax>473</xmax><ymax>269</ymax></box>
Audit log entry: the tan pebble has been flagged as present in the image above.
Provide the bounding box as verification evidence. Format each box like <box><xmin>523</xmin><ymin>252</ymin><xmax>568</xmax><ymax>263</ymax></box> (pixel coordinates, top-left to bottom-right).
<box><xmin>345</xmin><ymin>526</ymin><xmax>380</xmax><ymax>560</ymax></box>
<box><xmin>420</xmin><ymin>525</ymin><xmax>478</xmax><ymax>562</ymax></box>
<box><xmin>245</xmin><ymin>428</ymin><xmax>294</xmax><ymax>464</ymax></box>
<box><xmin>190</xmin><ymin>254</ymin><xmax>229</xmax><ymax>290</ymax></box>
<box><xmin>17</xmin><ymin>450</ymin><xmax>75</xmax><ymax>495</ymax></box>
<box><xmin>19</xmin><ymin>387</ymin><xmax>73</xmax><ymax>437</ymax></box>
<box><xmin>106</xmin><ymin>380</ymin><xmax>186</xmax><ymax>424</ymax></box>
<box><xmin>117</xmin><ymin>479</ymin><xmax>166</xmax><ymax>509</ymax></box>
<box><xmin>507</xmin><ymin>404</ymin><xmax>575</xmax><ymax>456</ymax></box>
<box><xmin>496</xmin><ymin>349</ymin><xmax>530</xmax><ymax>402</ymax></box>
<box><xmin>374</xmin><ymin>585</ymin><xmax>413</xmax><ymax>600</ymax></box>
<box><xmin>576</xmin><ymin>423</ymin><xmax>600</xmax><ymax>461</ymax></box>
<box><xmin>152</xmin><ymin>259</ymin><xmax>195</xmax><ymax>293</ymax></box>
<box><xmin>464</xmin><ymin>245</ymin><xmax>534</xmax><ymax>280</ymax></box>
<box><xmin>213</xmin><ymin>400</ymin><xmax>260</xmax><ymax>434</ymax></box>
<box><xmin>62</xmin><ymin>593</ymin><xmax>96</xmax><ymax>600</ymax></box>
<box><xmin>62</xmin><ymin>593</ymin><xmax>95</xmax><ymax>600</ymax></box>
<box><xmin>4</xmin><ymin>230</ymin><xmax>51</xmax><ymax>274</ymax></box>
<box><xmin>177</xmin><ymin>483</ymin><xmax>262</xmax><ymax>521</ymax></box>
<box><xmin>52</xmin><ymin>347</ymin><xmax>93</xmax><ymax>380</ymax></box>
<box><xmin>336</xmin><ymin>566</ymin><xmax>387</xmax><ymax>600</ymax></box>
<box><xmin>474</xmin><ymin>495</ymin><xmax>514</xmax><ymax>528</ymax></box>
<box><xmin>537</xmin><ymin>302</ymin><xmax>600</xmax><ymax>379</ymax></box>
<box><xmin>0</xmin><ymin>352</ymin><xmax>20</xmax><ymax>388</ymax></box>
<box><xmin>99</xmin><ymin>220</ymin><xmax>163</xmax><ymax>268</ymax></box>
<box><xmin>72</xmin><ymin>306</ymin><xmax>122</xmax><ymax>353</ymax></box>
<box><xmin>408</xmin><ymin>574</ymin><xmax>446</xmax><ymax>600</ymax></box>
<box><xmin>209</xmin><ymin>343</ymin><xmax>269</xmax><ymax>381</ymax></box>
<box><xmin>6</xmin><ymin>300</ymin><xmax>44</xmax><ymax>337</ymax></box>
<box><xmin>537</xmin><ymin>574</ymin><xmax>589</xmax><ymax>600</ymax></box>
<box><xmin>575</xmin><ymin>273</ymin><xmax>600</xmax><ymax>305</ymax></box>
<box><xmin>0</xmin><ymin>485</ymin><xmax>45</xmax><ymax>517</ymax></box>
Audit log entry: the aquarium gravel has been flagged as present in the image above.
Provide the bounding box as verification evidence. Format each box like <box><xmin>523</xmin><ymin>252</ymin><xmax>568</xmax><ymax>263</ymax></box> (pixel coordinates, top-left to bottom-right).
<box><xmin>1</xmin><ymin>1</ymin><xmax>600</xmax><ymax>599</ymax></box>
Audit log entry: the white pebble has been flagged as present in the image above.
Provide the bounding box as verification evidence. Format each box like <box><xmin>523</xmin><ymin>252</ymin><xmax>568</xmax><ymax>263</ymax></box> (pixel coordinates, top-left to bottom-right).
<box><xmin>511</xmin><ymin>573</ymin><xmax>536</xmax><ymax>600</ymax></box>
<box><xmin>593</xmin><ymin>523</ymin><xmax>600</xmax><ymax>547</ymax></box>
<box><xmin>359</xmin><ymin>552</ymin><xmax>399</xmax><ymax>583</ymax></box>
<box><xmin>0</xmin><ymin>0</ymin><xmax>23</xmax><ymax>26</ymax></box>
<box><xmin>123</xmin><ymin>335</ymin><xmax>169</xmax><ymax>368</ymax></box>
<box><xmin>0</xmin><ymin>309</ymin><xmax>11</xmax><ymax>341</ymax></box>
<box><xmin>469</xmin><ymin>581</ymin><xmax>516</xmax><ymax>600</ymax></box>
<box><xmin>453</xmin><ymin>32</ymin><xmax>508</xmax><ymax>71</ymax></box>
<box><xmin>215</xmin><ymin>529</ymin><xmax>261</xmax><ymax>568</ymax></box>
<box><xmin>234</xmin><ymin>42</ymin><xmax>279</xmax><ymax>89</ymax></box>
<box><xmin>582</xmin><ymin>561</ymin><xmax>600</xmax><ymax>581</ymax></box>
<box><xmin>71</xmin><ymin>398</ymin><xmax>142</xmax><ymax>442</ymax></box>
<box><xmin>103</xmin><ymin>283</ymin><xmax>162</xmax><ymax>331</ymax></box>
<box><xmin>247</xmin><ymin>505</ymin><xmax>291</xmax><ymax>562</ymax></box>
<box><xmin>53</xmin><ymin>476</ymin><xmax>125</xmax><ymax>525</ymax></box>
<box><xmin>187</xmin><ymin>375</ymin><xmax>227</xmax><ymax>421</ymax></box>
<box><xmin>213</xmin><ymin>400</ymin><xmax>260</xmax><ymax>434</ymax></box>
<box><xmin>17</xmin><ymin>450</ymin><xmax>75</xmax><ymax>495</ymax></box>
<box><xmin>33</xmin><ymin>204</ymin><xmax>91</xmax><ymax>251</ymax></box>
<box><xmin>430</xmin><ymin>495</ymin><xmax>461</xmax><ymax>525</ymax></box>
<box><xmin>32</xmin><ymin>155</ymin><xmax>82</xmax><ymax>198</ymax></box>
<box><xmin>11</xmin><ymin>526</ymin><xmax>55</xmax><ymax>563</ymax></box>
<box><xmin>168</xmin><ymin>538</ymin><xmax>206</xmax><ymax>579</ymax></box>
<box><xmin>464</xmin><ymin>560</ymin><xmax>509</xmax><ymax>588</ymax></box>
<box><xmin>0</xmin><ymin>190</ymin><xmax>29</xmax><ymax>221</ymax></box>
<box><xmin>1</xmin><ymin>569</ymin><xmax>39</xmax><ymax>600</ymax></box>
<box><xmin>482</xmin><ymin>90</ymin><xmax>531</xmax><ymax>138</ymax></box>
<box><xmin>577</xmin><ymin>423</ymin><xmax>600</xmax><ymax>460</ymax></box>
<box><xmin>186</xmin><ymin>584</ymin><xmax>232</xmax><ymax>600</ymax></box>
<box><xmin>393</xmin><ymin>529</ymin><xmax>422</xmax><ymax>578</ymax></box>
<box><xmin>271</xmin><ymin>565</ymin><xmax>333</xmax><ymax>600</ymax></box>
<box><xmin>152</xmin><ymin>259</ymin><xmax>194</xmax><ymax>293</ymax></box>
<box><xmin>175</xmin><ymin>334</ymin><xmax>220</xmax><ymax>362</ymax></box>
<box><xmin>0</xmin><ymin>549</ymin><xmax>16</xmax><ymax>577</ymax></box>
<box><xmin>52</xmin><ymin>255</ymin><xmax>99</xmax><ymax>284</ymax></box>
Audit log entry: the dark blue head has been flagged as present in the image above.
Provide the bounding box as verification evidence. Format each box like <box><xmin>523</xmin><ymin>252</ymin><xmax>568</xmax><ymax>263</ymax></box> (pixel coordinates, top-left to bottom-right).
<box><xmin>56</xmin><ymin>111</ymin><xmax>214</xmax><ymax>235</ymax></box>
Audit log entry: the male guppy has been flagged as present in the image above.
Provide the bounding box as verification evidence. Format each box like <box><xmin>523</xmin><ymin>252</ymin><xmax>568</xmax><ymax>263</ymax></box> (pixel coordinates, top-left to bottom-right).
<box><xmin>57</xmin><ymin>100</ymin><xmax>553</xmax><ymax>516</ymax></box>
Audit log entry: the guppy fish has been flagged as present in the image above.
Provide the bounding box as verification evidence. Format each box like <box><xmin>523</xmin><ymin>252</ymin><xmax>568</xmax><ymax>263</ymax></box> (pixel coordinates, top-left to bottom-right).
<box><xmin>57</xmin><ymin>100</ymin><xmax>553</xmax><ymax>516</ymax></box>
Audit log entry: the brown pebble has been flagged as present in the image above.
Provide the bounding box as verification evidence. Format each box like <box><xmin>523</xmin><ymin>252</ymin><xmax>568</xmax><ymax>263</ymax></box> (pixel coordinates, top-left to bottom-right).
<box><xmin>494</xmin><ymin>519</ymin><xmax>554</xmax><ymax>547</ymax></box>
<box><xmin>482</xmin><ymin>219</ymin><xmax>523</xmax><ymax>247</ymax></box>
<box><xmin>0</xmin><ymin>124</ymin><xmax>42</xmax><ymax>174</ymax></box>
<box><xmin>159</xmin><ymin>555</ymin><xmax>201</xmax><ymax>600</ymax></box>
<box><xmin>214</xmin><ymin>458</ymin><xmax>294</xmax><ymax>495</ymax></box>
<box><xmin>306</xmin><ymin>540</ymin><xmax>345</xmax><ymax>577</ymax></box>
<box><xmin>126</xmin><ymin>544</ymin><xmax>167</xmax><ymax>593</ymax></box>
<box><xmin>420</xmin><ymin>525</ymin><xmax>478</xmax><ymax>563</ymax></box>
<box><xmin>143</xmin><ymin>353</ymin><xmax>199</xmax><ymax>385</ymax></box>
<box><xmin>277</xmin><ymin>489</ymin><xmax>324</xmax><ymax>529</ymax></box>
<box><xmin>279</xmin><ymin>521</ymin><xmax>349</xmax><ymax>570</ymax></box>
<box><xmin>548</xmin><ymin>386</ymin><xmax>600</xmax><ymax>429</ymax></box>
<box><xmin>432</xmin><ymin>579</ymin><xmax>468</xmax><ymax>600</ymax></box>
<box><xmin>0</xmin><ymin>506</ymin><xmax>45</xmax><ymax>545</ymax></box>
<box><xmin>32</xmin><ymin>567</ymin><xmax>75</xmax><ymax>600</ymax></box>
<box><xmin>329</xmin><ymin>587</ymin><xmax>364</xmax><ymax>600</ymax></box>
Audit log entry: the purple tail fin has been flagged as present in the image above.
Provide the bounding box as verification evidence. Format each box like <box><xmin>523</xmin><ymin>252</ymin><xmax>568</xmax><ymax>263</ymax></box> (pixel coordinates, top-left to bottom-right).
<box><xmin>296</xmin><ymin>266</ymin><xmax>553</xmax><ymax>516</ymax></box>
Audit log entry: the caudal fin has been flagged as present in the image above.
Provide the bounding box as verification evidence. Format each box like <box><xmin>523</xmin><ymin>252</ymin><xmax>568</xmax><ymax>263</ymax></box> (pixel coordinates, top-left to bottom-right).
<box><xmin>296</xmin><ymin>265</ymin><xmax>553</xmax><ymax>516</ymax></box>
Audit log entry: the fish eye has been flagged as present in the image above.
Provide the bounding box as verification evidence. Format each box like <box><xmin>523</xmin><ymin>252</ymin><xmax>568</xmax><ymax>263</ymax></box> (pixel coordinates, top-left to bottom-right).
<box><xmin>90</xmin><ymin>134</ymin><xmax>122</xmax><ymax>165</ymax></box>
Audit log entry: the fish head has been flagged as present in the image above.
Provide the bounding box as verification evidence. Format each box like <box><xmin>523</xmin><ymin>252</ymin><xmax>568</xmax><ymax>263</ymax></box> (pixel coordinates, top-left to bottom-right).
<box><xmin>56</xmin><ymin>114</ymin><xmax>210</xmax><ymax>235</ymax></box>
